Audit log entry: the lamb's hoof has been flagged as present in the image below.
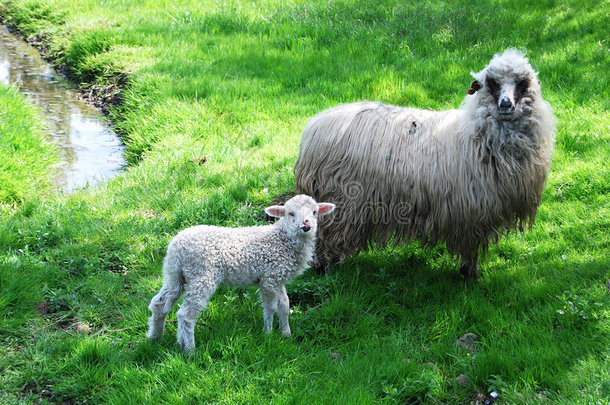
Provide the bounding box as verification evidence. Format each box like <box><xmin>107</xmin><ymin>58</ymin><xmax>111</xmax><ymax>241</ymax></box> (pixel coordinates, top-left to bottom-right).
<box><xmin>177</xmin><ymin>337</ymin><xmax>195</xmax><ymax>354</ymax></box>
<box><xmin>147</xmin><ymin>331</ymin><xmax>162</xmax><ymax>340</ymax></box>
<box><xmin>147</xmin><ymin>320</ymin><xmax>165</xmax><ymax>340</ymax></box>
<box><xmin>180</xmin><ymin>344</ymin><xmax>195</xmax><ymax>355</ymax></box>
<box><xmin>459</xmin><ymin>262</ymin><xmax>480</xmax><ymax>280</ymax></box>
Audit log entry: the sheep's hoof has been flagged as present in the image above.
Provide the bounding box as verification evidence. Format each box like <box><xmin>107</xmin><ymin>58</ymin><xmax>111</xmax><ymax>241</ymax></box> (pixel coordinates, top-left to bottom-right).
<box><xmin>312</xmin><ymin>252</ymin><xmax>340</xmax><ymax>275</ymax></box>
<box><xmin>312</xmin><ymin>257</ymin><xmax>330</xmax><ymax>275</ymax></box>
<box><xmin>313</xmin><ymin>262</ymin><xmax>329</xmax><ymax>275</ymax></box>
<box><xmin>459</xmin><ymin>262</ymin><xmax>480</xmax><ymax>280</ymax></box>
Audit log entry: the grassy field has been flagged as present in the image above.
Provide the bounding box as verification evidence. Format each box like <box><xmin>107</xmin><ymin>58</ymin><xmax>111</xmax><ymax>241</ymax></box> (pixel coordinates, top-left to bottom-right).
<box><xmin>0</xmin><ymin>84</ymin><xmax>57</xmax><ymax>204</ymax></box>
<box><xmin>0</xmin><ymin>0</ymin><xmax>608</xmax><ymax>403</ymax></box>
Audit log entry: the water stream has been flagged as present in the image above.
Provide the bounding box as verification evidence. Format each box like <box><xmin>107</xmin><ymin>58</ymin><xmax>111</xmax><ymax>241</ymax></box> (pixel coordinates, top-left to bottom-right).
<box><xmin>0</xmin><ymin>26</ymin><xmax>126</xmax><ymax>192</ymax></box>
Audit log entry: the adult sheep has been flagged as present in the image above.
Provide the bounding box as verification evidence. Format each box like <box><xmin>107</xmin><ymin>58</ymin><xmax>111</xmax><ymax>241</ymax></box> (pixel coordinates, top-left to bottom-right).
<box><xmin>294</xmin><ymin>49</ymin><xmax>555</xmax><ymax>279</ymax></box>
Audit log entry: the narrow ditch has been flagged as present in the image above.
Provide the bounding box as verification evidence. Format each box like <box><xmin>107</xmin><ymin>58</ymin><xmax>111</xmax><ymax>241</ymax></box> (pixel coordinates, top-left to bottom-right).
<box><xmin>0</xmin><ymin>26</ymin><xmax>125</xmax><ymax>192</ymax></box>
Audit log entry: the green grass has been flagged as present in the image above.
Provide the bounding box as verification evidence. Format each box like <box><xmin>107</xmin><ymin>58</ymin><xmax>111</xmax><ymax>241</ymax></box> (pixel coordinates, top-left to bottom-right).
<box><xmin>0</xmin><ymin>84</ymin><xmax>57</xmax><ymax>204</ymax></box>
<box><xmin>0</xmin><ymin>0</ymin><xmax>608</xmax><ymax>403</ymax></box>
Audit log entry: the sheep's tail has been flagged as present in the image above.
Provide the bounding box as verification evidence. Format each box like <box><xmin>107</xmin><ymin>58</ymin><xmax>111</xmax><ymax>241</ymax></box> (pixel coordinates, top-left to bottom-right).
<box><xmin>161</xmin><ymin>251</ymin><xmax>185</xmax><ymax>295</ymax></box>
<box><xmin>158</xmin><ymin>246</ymin><xmax>185</xmax><ymax>309</ymax></box>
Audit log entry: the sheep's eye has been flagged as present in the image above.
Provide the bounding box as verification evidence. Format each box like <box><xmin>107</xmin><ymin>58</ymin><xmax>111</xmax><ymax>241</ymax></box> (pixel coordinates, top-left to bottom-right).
<box><xmin>313</xmin><ymin>210</ymin><xmax>318</xmax><ymax>216</ymax></box>
<box><xmin>288</xmin><ymin>212</ymin><xmax>295</xmax><ymax>217</ymax></box>
<box><xmin>516</xmin><ymin>79</ymin><xmax>529</xmax><ymax>89</ymax></box>
<box><xmin>486</xmin><ymin>77</ymin><xmax>499</xmax><ymax>90</ymax></box>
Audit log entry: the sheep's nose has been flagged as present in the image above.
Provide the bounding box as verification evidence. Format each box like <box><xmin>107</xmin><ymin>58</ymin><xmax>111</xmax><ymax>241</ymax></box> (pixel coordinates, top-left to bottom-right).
<box><xmin>300</xmin><ymin>220</ymin><xmax>311</xmax><ymax>232</ymax></box>
<box><xmin>499</xmin><ymin>97</ymin><xmax>513</xmax><ymax>110</ymax></box>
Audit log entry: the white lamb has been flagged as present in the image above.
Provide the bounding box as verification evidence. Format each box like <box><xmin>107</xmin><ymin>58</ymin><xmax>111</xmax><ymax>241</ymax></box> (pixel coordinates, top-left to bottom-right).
<box><xmin>147</xmin><ymin>194</ymin><xmax>335</xmax><ymax>352</ymax></box>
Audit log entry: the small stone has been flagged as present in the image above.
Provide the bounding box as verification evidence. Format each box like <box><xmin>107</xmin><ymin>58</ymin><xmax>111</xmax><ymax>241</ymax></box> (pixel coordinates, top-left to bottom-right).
<box><xmin>538</xmin><ymin>390</ymin><xmax>550</xmax><ymax>399</ymax></box>
<box><xmin>330</xmin><ymin>352</ymin><xmax>342</xmax><ymax>361</ymax></box>
<box><xmin>457</xmin><ymin>333</ymin><xmax>479</xmax><ymax>354</ymax></box>
<box><xmin>189</xmin><ymin>156</ymin><xmax>208</xmax><ymax>166</ymax></box>
<box><xmin>473</xmin><ymin>392</ymin><xmax>487</xmax><ymax>404</ymax></box>
<box><xmin>472</xmin><ymin>392</ymin><xmax>497</xmax><ymax>405</ymax></box>
<box><xmin>456</xmin><ymin>374</ymin><xmax>468</xmax><ymax>386</ymax></box>
<box><xmin>75</xmin><ymin>322</ymin><xmax>91</xmax><ymax>334</ymax></box>
<box><xmin>40</xmin><ymin>389</ymin><xmax>53</xmax><ymax>398</ymax></box>
<box><xmin>36</xmin><ymin>301</ymin><xmax>49</xmax><ymax>315</ymax></box>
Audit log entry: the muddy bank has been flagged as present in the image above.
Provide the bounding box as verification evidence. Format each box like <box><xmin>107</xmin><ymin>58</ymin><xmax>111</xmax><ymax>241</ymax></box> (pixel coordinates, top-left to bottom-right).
<box><xmin>0</xmin><ymin>17</ymin><xmax>128</xmax><ymax>114</ymax></box>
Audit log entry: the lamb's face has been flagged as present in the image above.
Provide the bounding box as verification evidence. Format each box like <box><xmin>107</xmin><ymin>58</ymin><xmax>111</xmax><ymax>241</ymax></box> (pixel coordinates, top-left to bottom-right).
<box><xmin>265</xmin><ymin>195</ymin><xmax>336</xmax><ymax>239</ymax></box>
<box><xmin>469</xmin><ymin>49</ymin><xmax>540</xmax><ymax>121</ymax></box>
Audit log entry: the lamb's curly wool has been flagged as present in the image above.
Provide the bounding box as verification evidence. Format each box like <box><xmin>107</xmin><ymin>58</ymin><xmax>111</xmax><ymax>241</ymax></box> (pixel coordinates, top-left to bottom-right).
<box><xmin>294</xmin><ymin>49</ymin><xmax>555</xmax><ymax>278</ymax></box>
<box><xmin>147</xmin><ymin>195</ymin><xmax>335</xmax><ymax>352</ymax></box>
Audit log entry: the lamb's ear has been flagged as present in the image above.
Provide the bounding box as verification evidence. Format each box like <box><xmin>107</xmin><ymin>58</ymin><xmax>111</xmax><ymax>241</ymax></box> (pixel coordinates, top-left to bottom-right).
<box><xmin>317</xmin><ymin>203</ymin><xmax>336</xmax><ymax>216</ymax></box>
<box><xmin>265</xmin><ymin>205</ymin><xmax>285</xmax><ymax>218</ymax></box>
<box><xmin>466</xmin><ymin>80</ymin><xmax>482</xmax><ymax>95</ymax></box>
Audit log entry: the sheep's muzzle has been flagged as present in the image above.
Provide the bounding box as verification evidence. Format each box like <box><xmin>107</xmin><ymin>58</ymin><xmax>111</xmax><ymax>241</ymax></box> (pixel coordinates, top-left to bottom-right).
<box><xmin>498</xmin><ymin>96</ymin><xmax>515</xmax><ymax>116</ymax></box>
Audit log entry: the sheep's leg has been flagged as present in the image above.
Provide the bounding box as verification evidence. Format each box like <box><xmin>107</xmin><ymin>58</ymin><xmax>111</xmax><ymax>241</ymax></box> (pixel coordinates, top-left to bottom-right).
<box><xmin>311</xmin><ymin>241</ymin><xmax>330</xmax><ymax>275</ymax></box>
<box><xmin>276</xmin><ymin>285</ymin><xmax>291</xmax><ymax>337</ymax></box>
<box><xmin>260</xmin><ymin>287</ymin><xmax>279</xmax><ymax>334</ymax></box>
<box><xmin>459</xmin><ymin>254</ymin><xmax>480</xmax><ymax>280</ymax></box>
<box><xmin>147</xmin><ymin>273</ymin><xmax>184</xmax><ymax>340</ymax></box>
<box><xmin>176</xmin><ymin>288</ymin><xmax>214</xmax><ymax>353</ymax></box>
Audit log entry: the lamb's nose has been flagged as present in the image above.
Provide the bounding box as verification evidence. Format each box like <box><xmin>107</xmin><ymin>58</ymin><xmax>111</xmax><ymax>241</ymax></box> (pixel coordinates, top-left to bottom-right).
<box><xmin>300</xmin><ymin>220</ymin><xmax>311</xmax><ymax>232</ymax></box>
<box><xmin>499</xmin><ymin>97</ymin><xmax>513</xmax><ymax>110</ymax></box>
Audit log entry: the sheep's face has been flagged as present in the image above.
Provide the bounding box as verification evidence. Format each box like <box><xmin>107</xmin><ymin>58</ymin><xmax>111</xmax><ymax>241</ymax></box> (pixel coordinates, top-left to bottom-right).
<box><xmin>483</xmin><ymin>72</ymin><xmax>532</xmax><ymax>118</ymax></box>
<box><xmin>265</xmin><ymin>195</ymin><xmax>335</xmax><ymax>239</ymax></box>
<box><xmin>469</xmin><ymin>49</ymin><xmax>540</xmax><ymax>121</ymax></box>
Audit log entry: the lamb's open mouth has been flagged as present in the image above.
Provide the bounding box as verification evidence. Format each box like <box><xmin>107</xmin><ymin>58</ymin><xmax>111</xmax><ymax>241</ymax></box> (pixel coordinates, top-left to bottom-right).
<box><xmin>300</xmin><ymin>225</ymin><xmax>311</xmax><ymax>232</ymax></box>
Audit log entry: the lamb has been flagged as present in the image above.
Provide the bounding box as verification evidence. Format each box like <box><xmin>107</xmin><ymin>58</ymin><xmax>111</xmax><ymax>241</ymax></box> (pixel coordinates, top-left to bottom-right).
<box><xmin>294</xmin><ymin>49</ymin><xmax>555</xmax><ymax>279</ymax></box>
<box><xmin>147</xmin><ymin>194</ymin><xmax>335</xmax><ymax>352</ymax></box>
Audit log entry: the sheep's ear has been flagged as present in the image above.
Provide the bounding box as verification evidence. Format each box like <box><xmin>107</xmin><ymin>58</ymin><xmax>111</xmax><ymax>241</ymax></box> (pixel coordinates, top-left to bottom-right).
<box><xmin>265</xmin><ymin>205</ymin><xmax>285</xmax><ymax>218</ymax></box>
<box><xmin>317</xmin><ymin>203</ymin><xmax>336</xmax><ymax>216</ymax></box>
<box><xmin>466</xmin><ymin>80</ymin><xmax>482</xmax><ymax>95</ymax></box>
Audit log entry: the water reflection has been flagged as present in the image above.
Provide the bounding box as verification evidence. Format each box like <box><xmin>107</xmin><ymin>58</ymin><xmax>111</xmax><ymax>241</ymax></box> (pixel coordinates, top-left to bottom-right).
<box><xmin>0</xmin><ymin>26</ymin><xmax>125</xmax><ymax>192</ymax></box>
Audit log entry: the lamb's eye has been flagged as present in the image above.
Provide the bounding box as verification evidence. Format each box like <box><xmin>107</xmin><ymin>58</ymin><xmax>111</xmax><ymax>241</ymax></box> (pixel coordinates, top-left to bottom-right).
<box><xmin>313</xmin><ymin>210</ymin><xmax>318</xmax><ymax>216</ymax></box>
<box><xmin>288</xmin><ymin>212</ymin><xmax>295</xmax><ymax>217</ymax></box>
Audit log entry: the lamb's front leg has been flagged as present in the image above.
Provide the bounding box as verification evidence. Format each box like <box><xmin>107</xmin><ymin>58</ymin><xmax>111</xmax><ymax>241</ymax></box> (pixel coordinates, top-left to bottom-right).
<box><xmin>276</xmin><ymin>285</ymin><xmax>291</xmax><ymax>337</ymax></box>
<box><xmin>259</xmin><ymin>286</ymin><xmax>278</xmax><ymax>334</ymax></box>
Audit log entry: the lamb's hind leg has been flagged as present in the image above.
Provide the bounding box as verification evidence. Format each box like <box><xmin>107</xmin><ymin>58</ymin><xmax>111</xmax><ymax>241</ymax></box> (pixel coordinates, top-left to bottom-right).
<box><xmin>176</xmin><ymin>287</ymin><xmax>215</xmax><ymax>353</ymax></box>
<box><xmin>148</xmin><ymin>272</ymin><xmax>184</xmax><ymax>339</ymax></box>
<box><xmin>260</xmin><ymin>286</ymin><xmax>279</xmax><ymax>334</ymax></box>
